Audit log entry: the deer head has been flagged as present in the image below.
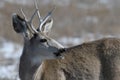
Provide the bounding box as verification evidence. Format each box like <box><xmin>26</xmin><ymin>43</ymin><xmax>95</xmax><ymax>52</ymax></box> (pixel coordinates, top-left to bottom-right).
<box><xmin>12</xmin><ymin>2</ymin><xmax>64</xmax><ymax>56</ymax></box>
<box><xmin>12</xmin><ymin>1</ymin><xmax>64</xmax><ymax>80</ymax></box>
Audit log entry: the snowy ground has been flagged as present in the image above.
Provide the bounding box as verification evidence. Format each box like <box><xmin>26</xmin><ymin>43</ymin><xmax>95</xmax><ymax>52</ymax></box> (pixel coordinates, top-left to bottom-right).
<box><xmin>0</xmin><ymin>38</ymin><xmax>22</xmax><ymax>80</ymax></box>
<box><xmin>0</xmin><ymin>34</ymin><xmax>120</xmax><ymax>80</ymax></box>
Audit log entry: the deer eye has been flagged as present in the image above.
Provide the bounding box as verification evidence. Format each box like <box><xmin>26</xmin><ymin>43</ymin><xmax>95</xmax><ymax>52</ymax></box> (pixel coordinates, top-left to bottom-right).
<box><xmin>40</xmin><ymin>39</ymin><xmax>47</xmax><ymax>43</ymax></box>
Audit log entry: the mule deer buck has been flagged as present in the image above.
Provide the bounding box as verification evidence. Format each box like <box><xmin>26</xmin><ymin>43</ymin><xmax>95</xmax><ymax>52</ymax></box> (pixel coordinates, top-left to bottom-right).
<box><xmin>12</xmin><ymin>2</ymin><xmax>65</xmax><ymax>80</ymax></box>
<box><xmin>12</xmin><ymin>2</ymin><xmax>120</xmax><ymax>80</ymax></box>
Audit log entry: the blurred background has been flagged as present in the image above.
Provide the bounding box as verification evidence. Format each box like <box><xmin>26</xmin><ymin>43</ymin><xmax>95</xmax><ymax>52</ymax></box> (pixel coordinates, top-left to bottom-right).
<box><xmin>0</xmin><ymin>0</ymin><xmax>120</xmax><ymax>79</ymax></box>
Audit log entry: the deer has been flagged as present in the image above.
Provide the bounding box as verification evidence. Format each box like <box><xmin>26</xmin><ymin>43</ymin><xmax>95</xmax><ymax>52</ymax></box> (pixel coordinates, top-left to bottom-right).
<box><xmin>33</xmin><ymin>37</ymin><xmax>120</xmax><ymax>80</ymax></box>
<box><xmin>12</xmin><ymin>2</ymin><xmax>120</xmax><ymax>80</ymax></box>
<box><xmin>12</xmin><ymin>1</ymin><xmax>65</xmax><ymax>80</ymax></box>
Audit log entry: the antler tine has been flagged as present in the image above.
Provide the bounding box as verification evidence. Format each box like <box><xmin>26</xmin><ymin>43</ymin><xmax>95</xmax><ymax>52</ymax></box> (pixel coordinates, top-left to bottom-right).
<box><xmin>20</xmin><ymin>7</ymin><xmax>38</xmax><ymax>34</ymax></box>
<box><xmin>34</xmin><ymin>0</ymin><xmax>43</xmax><ymax>32</ymax></box>
<box><xmin>28</xmin><ymin>9</ymin><xmax>39</xmax><ymax>33</ymax></box>
<box><xmin>34</xmin><ymin>0</ymin><xmax>43</xmax><ymax>23</ymax></box>
<box><xmin>37</xmin><ymin>6</ymin><xmax>56</xmax><ymax>31</ymax></box>
<box><xmin>21</xmin><ymin>8</ymin><xmax>28</xmax><ymax>21</ymax></box>
<box><xmin>29</xmin><ymin>9</ymin><xmax>38</xmax><ymax>23</ymax></box>
<box><xmin>20</xmin><ymin>8</ymin><xmax>35</xmax><ymax>36</ymax></box>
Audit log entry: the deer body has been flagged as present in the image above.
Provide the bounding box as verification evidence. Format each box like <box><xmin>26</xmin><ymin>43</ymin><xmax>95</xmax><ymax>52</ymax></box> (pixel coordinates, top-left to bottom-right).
<box><xmin>34</xmin><ymin>38</ymin><xmax>120</xmax><ymax>80</ymax></box>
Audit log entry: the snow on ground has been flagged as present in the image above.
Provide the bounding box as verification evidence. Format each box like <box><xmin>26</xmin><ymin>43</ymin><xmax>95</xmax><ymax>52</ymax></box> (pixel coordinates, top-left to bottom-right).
<box><xmin>0</xmin><ymin>38</ymin><xmax>22</xmax><ymax>80</ymax></box>
<box><xmin>0</xmin><ymin>34</ymin><xmax>119</xmax><ymax>80</ymax></box>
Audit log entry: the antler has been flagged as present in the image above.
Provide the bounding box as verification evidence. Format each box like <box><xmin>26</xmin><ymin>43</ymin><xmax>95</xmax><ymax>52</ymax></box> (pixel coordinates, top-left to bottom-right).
<box><xmin>20</xmin><ymin>8</ymin><xmax>38</xmax><ymax>34</ymax></box>
<box><xmin>34</xmin><ymin>0</ymin><xmax>43</xmax><ymax>23</ymax></box>
<box><xmin>20</xmin><ymin>8</ymin><xmax>27</xmax><ymax>20</ymax></box>
<box><xmin>36</xmin><ymin>5</ymin><xmax>56</xmax><ymax>31</ymax></box>
<box><xmin>20</xmin><ymin>0</ymin><xmax>55</xmax><ymax>35</ymax></box>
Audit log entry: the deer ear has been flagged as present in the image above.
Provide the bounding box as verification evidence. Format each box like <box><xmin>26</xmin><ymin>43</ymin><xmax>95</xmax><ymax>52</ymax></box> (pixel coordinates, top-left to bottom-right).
<box><xmin>12</xmin><ymin>13</ymin><xmax>28</xmax><ymax>33</ymax></box>
<box><xmin>41</xmin><ymin>18</ymin><xmax>53</xmax><ymax>34</ymax></box>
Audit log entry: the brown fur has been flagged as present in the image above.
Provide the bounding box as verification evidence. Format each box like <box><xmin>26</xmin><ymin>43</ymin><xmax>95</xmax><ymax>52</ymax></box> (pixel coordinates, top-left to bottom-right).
<box><xmin>34</xmin><ymin>38</ymin><xmax>120</xmax><ymax>80</ymax></box>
